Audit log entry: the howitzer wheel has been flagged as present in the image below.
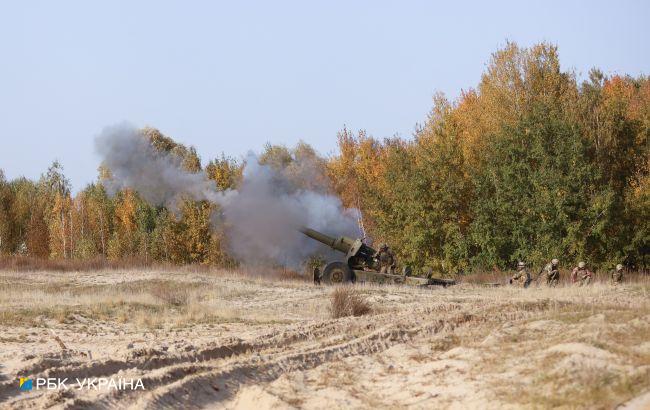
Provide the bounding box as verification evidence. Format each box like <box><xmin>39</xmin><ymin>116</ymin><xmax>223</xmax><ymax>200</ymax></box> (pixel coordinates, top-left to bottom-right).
<box><xmin>322</xmin><ymin>261</ymin><xmax>353</xmax><ymax>284</ymax></box>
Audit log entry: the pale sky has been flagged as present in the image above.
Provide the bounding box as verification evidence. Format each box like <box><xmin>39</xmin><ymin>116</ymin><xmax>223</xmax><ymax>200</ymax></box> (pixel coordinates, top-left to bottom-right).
<box><xmin>1</xmin><ymin>0</ymin><xmax>648</xmax><ymax>191</ymax></box>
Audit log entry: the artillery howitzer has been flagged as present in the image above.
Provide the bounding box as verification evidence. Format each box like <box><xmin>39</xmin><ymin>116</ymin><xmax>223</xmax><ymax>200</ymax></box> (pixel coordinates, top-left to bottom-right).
<box><xmin>300</xmin><ymin>227</ymin><xmax>455</xmax><ymax>287</ymax></box>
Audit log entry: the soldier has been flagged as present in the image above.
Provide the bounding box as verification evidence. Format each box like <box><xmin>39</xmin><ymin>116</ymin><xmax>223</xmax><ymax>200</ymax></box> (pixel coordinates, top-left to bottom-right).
<box><xmin>539</xmin><ymin>258</ymin><xmax>560</xmax><ymax>287</ymax></box>
<box><xmin>374</xmin><ymin>243</ymin><xmax>396</xmax><ymax>274</ymax></box>
<box><xmin>313</xmin><ymin>266</ymin><xmax>321</xmax><ymax>285</ymax></box>
<box><xmin>571</xmin><ymin>261</ymin><xmax>593</xmax><ymax>286</ymax></box>
<box><xmin>611</xmin><ymin>264</ymin><xmax>624</xmax><ymax>285</ymax></box>
<box><xmin>510</xmin><ymin>261</ymin><xmax>531</xmax><ymax>288</ymax></box>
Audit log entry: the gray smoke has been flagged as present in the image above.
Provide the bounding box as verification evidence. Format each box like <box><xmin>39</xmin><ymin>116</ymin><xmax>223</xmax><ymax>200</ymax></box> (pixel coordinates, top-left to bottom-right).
<box><xmin>221</xmin><ymin>156</ymin><xmax>360</xmax><ymax>266</ymax></box>
<box><xmin>96</xmin><ymin>123</ymin><xmax>221</xmax><ymax>210</ymax></box>
<box><xmin>95</xmin><ymin>123</ymin><xmax>361</xmax><ymax>267</ymax></box>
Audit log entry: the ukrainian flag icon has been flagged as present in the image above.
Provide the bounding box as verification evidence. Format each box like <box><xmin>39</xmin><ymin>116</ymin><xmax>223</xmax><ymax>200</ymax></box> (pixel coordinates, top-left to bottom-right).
<box><xmin>19</xmin><ymin>378</ymin><xmax>33</xmax><ymax>391</ymax></box>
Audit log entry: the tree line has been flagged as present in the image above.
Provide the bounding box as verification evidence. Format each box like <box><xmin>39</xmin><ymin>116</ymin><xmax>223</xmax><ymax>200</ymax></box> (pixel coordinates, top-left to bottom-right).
<box><xmin>0</xmin><ymin>42</ymin><xmax>647</xmax><ymax>273</ymax></box>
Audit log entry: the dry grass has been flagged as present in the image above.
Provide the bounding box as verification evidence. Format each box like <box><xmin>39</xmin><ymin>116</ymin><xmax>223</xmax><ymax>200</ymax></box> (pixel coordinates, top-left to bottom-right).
<box><xmin>148</xmin><ymin>281</ymin><xmax>191</xmax><ymax>306</ymax></box>
<box><xmin>0</xmin><ymin>255</ymin><xmax>158</xmax><ymax>272</ymax></box>
<box><xmin>0</xmin><ymin>256</ymin><xmax>313</xmax><ymax>282</ymax></box>
<box><xmin>0</xmin><ymin>273</ymin><xmax>296</xmax><ymax>328</ymax></box>
<box><xmin>329</xmin><ymin>286</ymin><xmax>372</xmax><ymax>318</ymax></box>
<box><xmin>1</xmin><ymin>268</ymin><xmax>649</xmax><ymax>409</ymax></box>
<box><xmin>229</xmin><ymin>265</ymin><xmax>309</xmax><ymax>282</ymax></box>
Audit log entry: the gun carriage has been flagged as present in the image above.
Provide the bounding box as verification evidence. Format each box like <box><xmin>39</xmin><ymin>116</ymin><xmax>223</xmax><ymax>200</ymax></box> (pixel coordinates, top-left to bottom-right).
<box><xmin>300</xmin><ymin>227</ymin><xmax>455</xmax><ymax>287</ymax></box>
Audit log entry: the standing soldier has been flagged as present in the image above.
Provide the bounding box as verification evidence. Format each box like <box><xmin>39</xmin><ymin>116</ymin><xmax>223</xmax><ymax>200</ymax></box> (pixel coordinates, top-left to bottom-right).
<box><xmin>510</xmin><ymin>261</ymin><xmax>531</xmax><ymax>288</ymax></box>
<box><xmin>374</xmin><ymin>243</ymin><xmax>396</xmax><ymax>274</ymax></box>
<box><xmin>539</xmin><ymin>258</ymin><xmax>560</xmax><ymax>287</ymax></box>
<box><xmin>611</xmin><ymin>264</ymin><xmax>624</xmax><ymax>285</ymax></box>
<box><xmin>571</xmin><ymin>261</ymin><xmax>593</xmax><ymax>286</ymax></box>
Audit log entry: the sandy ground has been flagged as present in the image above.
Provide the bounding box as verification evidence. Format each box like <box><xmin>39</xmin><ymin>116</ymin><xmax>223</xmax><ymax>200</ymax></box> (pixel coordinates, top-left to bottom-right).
<box><xmin>0</xmin><ymin>269</ymin><xmax>649</xmax><ymax>409</ymax></box>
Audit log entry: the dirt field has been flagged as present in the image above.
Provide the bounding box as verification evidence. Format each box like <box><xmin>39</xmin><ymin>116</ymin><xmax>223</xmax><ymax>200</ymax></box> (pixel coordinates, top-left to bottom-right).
<box><xmin>0</xmin><ymin>269</ymin><xmax>649</xmax><ymax>409</ymax></box>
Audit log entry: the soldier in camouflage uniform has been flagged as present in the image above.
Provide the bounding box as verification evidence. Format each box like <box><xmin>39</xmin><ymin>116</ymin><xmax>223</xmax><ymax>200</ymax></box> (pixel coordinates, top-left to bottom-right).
<box><xmin>539</xmin><ymin>258</ymin><xmax>560</xmax><ymax>287</ymax></box>
<box><xmin>374</xmin><ymin>243</ymin><xmax>396</xmax><ymax>274</ymax></box>
<box><xmin>611</xmin><ymin>264</ymin><xmax>624</xmax><ymax>285</ymax></box>
<box><xmin>510</xmin><ymin>261</ymin><xmax>531</xmax><ymax>288</ymax></box>
<box><xmin>571</xmin><ymin>261</ymin><xmax>593</xmax><ymax>286</ymax></box>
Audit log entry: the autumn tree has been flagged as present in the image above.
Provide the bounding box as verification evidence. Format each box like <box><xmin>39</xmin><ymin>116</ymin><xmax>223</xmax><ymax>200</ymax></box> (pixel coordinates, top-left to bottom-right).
<box><xmin>81</xmin><ymin>183</ymin><xmax>113</xmax><ymax>257</ymax></box>
<box><xmin>0</xmin><ymin>170</ymin><xmax>12</xmax><ymax>254</ymax></box>
<box><xmin>328</xmin><ymin>128</ymin><xmax>384</xmax><ymax>236</ymax></box>
<box><xmin>9</xmin><ymin>178</ymin><xmax>50</xmax><ymax>257</ymax></box>
<box><xmin>1</xmin><ymin>42</ymin><xmax>646</xmax><ymax>273</ymax></box>
<box><xmin>206</xmin><ymin>154</ymin><xmax>242</xmax><ymax>191</ymax></box>
<box><xmin>182</xmin><ymin>200</ymin><xmax>213</xmax><ymax>264</ymax></box>
<box><xmin>107</xmin><ymin>189</ymin><xmax>140</xmax><ymax>260</ymax></box>
<box><xmin>327</xmin><ymin>42</ymin><xmax>647</xmax><ymax>272</ymax></box>
<box><xmin>41</xmin><ymin>161</ymin><xmax>72</xmax><ymax>259</ymax></box>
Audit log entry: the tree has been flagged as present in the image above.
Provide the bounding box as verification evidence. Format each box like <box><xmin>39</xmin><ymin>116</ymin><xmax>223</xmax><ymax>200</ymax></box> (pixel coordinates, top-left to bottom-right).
<box><xmin>0</xmin><ymin>170</ymin><xmax>12</xmax><ymax>254</ymax></box>
<box><xmin>81</xmin><ymin>183</ymin><xmax>113</xmax><ymax>257</ymax></box>
<box><xmin>468</xmin><ymin>104</ymin><xmax>603</xmax><ymax>269</ymax></box>
<box><xmin>206</xmin><ymin>154</ymin><xmax>242</xmax><ymax>191</ymax></box>
<box><xmin>410</xmin><ymin>95</ymin><xmax>473</xmax><ymax>272</ymax></box>
<box><xmin>41</xmin><ymin>161</ymin><xmax>72</xmax><ymax>258</ymax></box>
<box><xmin>182</xmin><ymin>200</ymin><xmax>213</xmax><ymax>264</ymax></box>
<box><xmin>142</xmin><ymin>127</ymin><xmax>203</xmax><ymax>172</ymax></box>
<box><xmin>0</xmin><ymin>42</ymin><xmax>645</xmax><ymax>273</ymax></box>
<box><xmin>258</xmin><ymin>143</ymin><xmax>293</xmax><ymax>171</ymax></box>
<box><xmin>108</xmin><ymin>189</ymin><xmax>140</xmax><ymax>259</ymax></box>
<box><xmin>328</xmin><ymin>128</ymin><xmax>384</xmax><ymax>236</ymax></box>
<box><xmin>9</xmin><ymin>178</ymin><xmax>49</xmax><ymax>257</ymax></box>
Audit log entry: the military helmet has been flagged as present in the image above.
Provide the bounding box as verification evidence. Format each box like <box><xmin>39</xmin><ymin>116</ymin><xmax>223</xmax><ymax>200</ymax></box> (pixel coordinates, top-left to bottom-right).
<box><xmin>380</xmin><ymin>243</ymin><xmax>388</xmax><ymax>250</ymax></box>
<box><xmin>616</xmin><ymin>264</ymin><xmax>623</xmax><ymax>271</ymax></box>
<box><xmin>517</xmin><ymin>261</ymin><xmax>525</xmax><ymax>268</ymax></box>
<box><xmin>578</xmin><ymin>261</ymin><xmax>586</xmax><ymax>269</ymax></box>
<box><xmin>551</xmin><ymin>258</ymin><xmax>559</xmax><ymax>265</ymax></box>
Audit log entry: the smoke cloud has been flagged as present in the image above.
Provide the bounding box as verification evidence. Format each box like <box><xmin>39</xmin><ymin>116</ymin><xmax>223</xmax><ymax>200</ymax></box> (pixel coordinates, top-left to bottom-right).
<box><xmin>95</xmin><ymin>123</ymin><xmax>361</xmax><ymax>267</ymax></box>
<box><xmin>96</xmin><ymin>123</ymin><xmax>221</xmax><ymax>209</ymax></box>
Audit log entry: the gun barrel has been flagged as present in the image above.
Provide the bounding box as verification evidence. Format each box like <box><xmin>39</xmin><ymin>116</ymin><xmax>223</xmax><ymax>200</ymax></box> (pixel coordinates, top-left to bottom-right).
<box><xmin>299</xmin><ymin>227</ymin><xmax>352</xmax><ymax>254</ymax></box>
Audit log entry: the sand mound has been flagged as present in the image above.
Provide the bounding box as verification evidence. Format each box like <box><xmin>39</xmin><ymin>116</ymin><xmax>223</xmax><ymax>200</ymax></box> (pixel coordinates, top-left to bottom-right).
<box><xmin>525</xmin><ymin>319</ymin><xmax>563</xmax><ymax>331</ymax></box>
<box><xmin>231</xmin><ymin>386</ymin><xmax>289</xmax><ymax>409</ymax></box>
<box><xmin>620</xmin><ymin>390</ymin><xmax>650</xmax><ymax>410</ymax></box>
<box><xmin>546</xmin><ymin>342</ymin><xmax>616</xmax><ymax>360</ymax></box>
<box><xmin>440</xmin><ymin>347</ymin><xmax>479</xmax><ymax>361</ymax></box>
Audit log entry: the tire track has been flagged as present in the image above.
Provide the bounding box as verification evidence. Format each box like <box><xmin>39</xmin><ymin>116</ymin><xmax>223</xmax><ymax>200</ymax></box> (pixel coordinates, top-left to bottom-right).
<box><xmin>5</xmin><ymin>299</ymin><xmax>556</xmax><ymax>409</ymax></box>
<box><xmin>0</xmin><ymin>317</ymin><xmax>366</xmax><ymax>404</ymax></box>
<box><xmin>84</xmin><ymin>310</ymin><xmax>477</xmax><ymax>409</ymax></box>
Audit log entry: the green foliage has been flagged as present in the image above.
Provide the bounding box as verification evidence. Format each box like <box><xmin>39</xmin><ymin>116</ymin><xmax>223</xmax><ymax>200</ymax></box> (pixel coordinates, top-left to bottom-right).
<box><xmin>469</xmin><ymin>105</ymin><xmax>603</xmax><ymax>268</ymax></box>
<box><xmin>328</xmin><ymin>43</ymin><xmax>648</xmax><ymax>273</ymax></box>
<box><xmin>0</xmin><ymin>43</ymin><xmax>647</xmax><ymax>273</ymax></box>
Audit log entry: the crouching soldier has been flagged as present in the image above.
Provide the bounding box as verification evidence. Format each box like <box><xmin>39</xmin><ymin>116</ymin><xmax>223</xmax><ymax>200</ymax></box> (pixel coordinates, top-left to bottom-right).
<box><xmin>374</xmin><ymin>244</ymin><xmax>396</xmax><ymax>274</ymax></box>
<box><xmin>510</xmin><ymin>261</ymin><xmax>531</xmax><ymax>288</ymax></box>
<box><xmin>571</xmin><ymin>261</ymin><xmax>593</xmax><ymax>286</ymax></box>
<box><xmin>540</xmin><ymin>258</ymin><xmax>560</xmax><ymax>287</ymax></box>
<box><xmin>611</xmin><ymin>264</ymin><xmax>624</xmax><ymax>285</ymax></box>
